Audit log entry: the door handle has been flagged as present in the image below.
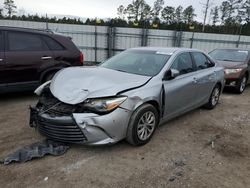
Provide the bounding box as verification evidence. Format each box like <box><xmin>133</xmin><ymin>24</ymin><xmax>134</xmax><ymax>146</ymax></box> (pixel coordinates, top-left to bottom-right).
<box><xmin>41</xmin><ymin>56</ymin><xmax>52</xmax><ymax>60</ymax></box>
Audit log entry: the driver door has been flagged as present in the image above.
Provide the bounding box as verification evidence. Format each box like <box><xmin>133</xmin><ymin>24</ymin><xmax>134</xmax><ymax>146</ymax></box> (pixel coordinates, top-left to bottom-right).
<box><xmin>162</xmin><ymin>52</ymin><xmax>198</xmax><ymax>119</ymax></box>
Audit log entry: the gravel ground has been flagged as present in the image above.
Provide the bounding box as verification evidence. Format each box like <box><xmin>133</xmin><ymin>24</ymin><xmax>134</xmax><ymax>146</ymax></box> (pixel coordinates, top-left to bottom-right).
<box><xmin>0</xmin><ymin>88</ymin><xmax>250</xmax><ymax>188</ymax></box>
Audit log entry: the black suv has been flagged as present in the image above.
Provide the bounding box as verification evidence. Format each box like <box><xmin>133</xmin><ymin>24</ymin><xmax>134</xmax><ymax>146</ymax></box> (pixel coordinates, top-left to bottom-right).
<box><xmin>0</xmin><ymin>26</ymin><xmax>84</xmax><ymax>93</ymax></box>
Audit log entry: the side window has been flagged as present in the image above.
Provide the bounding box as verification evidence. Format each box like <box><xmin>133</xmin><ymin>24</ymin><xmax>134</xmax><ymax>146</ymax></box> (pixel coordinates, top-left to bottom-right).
<box><xmin>7</xmin><ymin>32</ymin><xmax>47</xmax><ymax>51</ymax></box>
<box><xmin>192</xmin><ymin>52</ymin><xmax>214</xmax><ymax>70</ymax></box>
<box><xmin>171</xmin><ymin>53</ymin><xmax>194</xmax><ymax>75</ymax></box>
<box><xmin>43</xmin><ymin>36</ymin><xmax>65</xmax><ymax>50</ymax></box>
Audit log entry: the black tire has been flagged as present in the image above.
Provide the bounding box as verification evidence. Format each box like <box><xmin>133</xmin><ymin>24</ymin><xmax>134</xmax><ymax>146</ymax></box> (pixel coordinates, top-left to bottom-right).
<box><xmin>126</xmin><ymin>104</ymin><xmax>159</xmax><ymax>146</ymax></box>
<box><xmin>235</xmin><ymin>75</ymin><xmax>247</xmax><ymax>94</ymax></box>
<box><xmin>204</xmin><ymin>84</ymin><xmax>221</xmax><ymax>110</ymax></box>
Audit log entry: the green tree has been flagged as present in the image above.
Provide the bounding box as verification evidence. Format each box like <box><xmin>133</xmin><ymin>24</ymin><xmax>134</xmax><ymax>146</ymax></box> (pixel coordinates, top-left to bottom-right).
<box><xmin>0</xmin><ymin>8</ymin><xmax>3</xmax><ymax>18</ymax></box>
<box><xmin>220</xmin><ymin>1</ymin><xmax>230</xmax><ymax>24</ymax></box>
<box><xmin>125</xmin><ymin>0</ymin><xmax>151</xmax><ymax>21</ymax></box>
<box><xmin>183</xmin><ymin>5</ymin><xmax>196</xmax><ymax>24</ymax></box>
<box><xmin>140</xmin><ymin>3</ymin><xmax>152</xmax><ymax>21</ymax></box>
<box><xmin>210</xmin><ymin>6</ymin><xmax>219</xmax><ymax>25</ymax></box>
<box><xmin>175</xmin><ymin>5</ymin><xmax>183</xmax><ymax>23</ymax></box>
<box><xmin>117</xmin><ymin>5</ymin><xmax>126</xmax><ymax>19</ymax></box>
<box><xmin>220</xmin><ymin>0</ymin><xmax>242</xmax><ymax>25</ymax></box>
<box><xmin>242</xmin><ymin>0</ymin><xmax>250</xmax><ymax>22</ymax></box>
<box><xmin>152</xmin><ymin>0</ymin><xmax>164</xmax><ymax>22</ymax></box>
<box><xmin>161</xmin><ymin>6</ymin><xmax>176</xmax><ymax>24</ymax></box>
<box><xmin>4</xmin><ymin>0</ymin><xmax>17</xmax><ymax>17</ymax></box>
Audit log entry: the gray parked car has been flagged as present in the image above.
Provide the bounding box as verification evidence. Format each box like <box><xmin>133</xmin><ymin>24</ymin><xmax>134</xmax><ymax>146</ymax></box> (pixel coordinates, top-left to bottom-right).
<box><xmin>30</xmin><ymin>47</ymin><xmax>225</xmax><ymax>146</ymax></box>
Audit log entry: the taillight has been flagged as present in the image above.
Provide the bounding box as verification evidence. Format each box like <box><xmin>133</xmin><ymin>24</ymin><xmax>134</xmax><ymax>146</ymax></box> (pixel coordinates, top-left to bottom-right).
<box><xmin>80</xmin><ymin>52</ymin><xmax>84</xmax><ymax>65</ymax></box>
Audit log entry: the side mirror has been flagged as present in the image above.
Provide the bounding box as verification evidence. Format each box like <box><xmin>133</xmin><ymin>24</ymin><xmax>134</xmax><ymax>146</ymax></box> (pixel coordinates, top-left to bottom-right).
<box><xmin>163</xmin><ymin>69</ymin><xmax>180</xmax><ymax>80</ymax></box>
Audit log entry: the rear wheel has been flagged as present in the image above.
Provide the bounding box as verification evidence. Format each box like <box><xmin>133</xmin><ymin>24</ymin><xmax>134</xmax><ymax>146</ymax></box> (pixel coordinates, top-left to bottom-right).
<box><xmin>236</xmin><ymin>75</ymin><xmax>247</xmax><ymax>94</ymax></box>
<box><xmin>204</xmin><ymin>84</ymin><xmax>221</xmax><ymax>110</ymax></box>
<box><xmin>126</xmin><ymin>104</ymin><xmax>159</xmax><ymax>146</ymax></box>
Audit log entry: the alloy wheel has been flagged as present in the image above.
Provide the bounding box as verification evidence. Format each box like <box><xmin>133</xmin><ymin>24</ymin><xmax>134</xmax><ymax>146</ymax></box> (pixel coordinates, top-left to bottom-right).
<box><xmin>240</xmin><ymin>76</ymin><xmax>247</xmax><ymax>93</ymax></box>
<box><xmin>211</xmin><ymin>87</ymin><xmax>220</xmax><ymax>106</ymax></box>
<box><xmin>137</xmin><ymin>111</ymin><xmax>156</xmax><ymax>141</ymax></box>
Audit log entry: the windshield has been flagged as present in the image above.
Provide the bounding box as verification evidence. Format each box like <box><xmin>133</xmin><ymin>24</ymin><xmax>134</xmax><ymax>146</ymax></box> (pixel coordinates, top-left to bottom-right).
<box><xmin>100</xmin><ymin>50</ymin><xmax>170</xmax><ymax>76</ymax></box>
<box><xmin>209</xmin><ymin>49</ymin><xmax>248</xmax><ymax>63</ymax></box>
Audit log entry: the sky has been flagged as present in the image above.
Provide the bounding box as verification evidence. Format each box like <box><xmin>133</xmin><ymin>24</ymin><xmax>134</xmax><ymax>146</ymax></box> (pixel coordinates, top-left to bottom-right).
<box><xmin>1</xmin><ymin>0</ymin><xmax>224</xmax><ymax>22</ymax></box>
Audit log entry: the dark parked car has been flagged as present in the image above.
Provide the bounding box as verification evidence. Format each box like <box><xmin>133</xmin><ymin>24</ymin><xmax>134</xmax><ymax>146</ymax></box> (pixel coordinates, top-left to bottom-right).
<box><xmin>209</xmin><ymin>48</ymin><xmax>250</xmax><ymax>93</ymax></box>
<box><xmin>0</xmin><ymin>26</ymin><xmax>84</xmax><ymax>93</ymax></box>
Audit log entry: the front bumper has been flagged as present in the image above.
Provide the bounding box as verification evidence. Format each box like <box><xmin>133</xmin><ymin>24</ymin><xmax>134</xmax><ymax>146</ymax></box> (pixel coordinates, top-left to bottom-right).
<box><xmin>224</xmin><ymin>78</ymin><xmax>239</xmax><ymax>87</ymax></box>
<box><xmin>30</xmin><ymin>107</ymin><xmax>132</xmax><ymax>145</ymax></box>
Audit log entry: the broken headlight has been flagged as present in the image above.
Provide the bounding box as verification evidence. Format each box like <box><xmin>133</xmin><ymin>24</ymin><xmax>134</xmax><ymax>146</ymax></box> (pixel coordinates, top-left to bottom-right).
<box><xmin>80</xmin><ymin>96</ymin><xmax>127</xmax><ymax>113</ymax></box>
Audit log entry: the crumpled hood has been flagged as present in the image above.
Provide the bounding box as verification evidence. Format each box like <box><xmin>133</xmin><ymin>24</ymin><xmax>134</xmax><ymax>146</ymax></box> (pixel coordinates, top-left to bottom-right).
<box><xmin>50</xmin><ymin>67</ymin><xmax>150</xmax><ymax>104</ymax></box>
<box><xmin>216</xmin><ymin>60</ymin><xmax>246</xmax><ymax>69</ymax></box>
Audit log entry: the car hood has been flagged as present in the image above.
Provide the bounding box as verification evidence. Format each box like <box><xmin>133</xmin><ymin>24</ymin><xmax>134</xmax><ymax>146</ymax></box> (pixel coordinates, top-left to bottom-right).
<box><xmin>216</xmin><ymin>60</ymin><xmax>246</xmax><ymax>69</ymax></box>
<box><xmin>50</xmin><ymin>66</ymin><xmax>150</xmax><ymax>105</ymax></box>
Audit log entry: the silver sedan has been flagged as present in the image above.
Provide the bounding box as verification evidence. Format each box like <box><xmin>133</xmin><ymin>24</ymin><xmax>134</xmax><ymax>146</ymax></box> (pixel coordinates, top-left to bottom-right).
<box><xmin>30</xmin><ymin>47</ymin><xmax>225</xmax><ymax>146</ymax></box>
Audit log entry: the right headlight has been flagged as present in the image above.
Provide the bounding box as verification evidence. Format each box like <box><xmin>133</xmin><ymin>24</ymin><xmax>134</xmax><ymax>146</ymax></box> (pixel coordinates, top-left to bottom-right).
<box><xmin>79</xmin><ymin>96</ymin><xmax>127</xmax><ymax>113</ymax></box>
<box><xmin>224</xmin><ymin>68</ymin><xmax>242</xmax><ymax>75</ymax></box>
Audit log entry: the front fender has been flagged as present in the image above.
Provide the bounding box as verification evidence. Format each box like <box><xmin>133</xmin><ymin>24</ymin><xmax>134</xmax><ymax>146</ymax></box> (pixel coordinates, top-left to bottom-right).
<box><xmin>34</xmin><ymin>81</ymin><xmax>51</xmax><ymax>95</ymax></box>
<box><xmin>119</xmin><ymin>83</ymin><xmax>163</xmax><ymax>113</ymax></box>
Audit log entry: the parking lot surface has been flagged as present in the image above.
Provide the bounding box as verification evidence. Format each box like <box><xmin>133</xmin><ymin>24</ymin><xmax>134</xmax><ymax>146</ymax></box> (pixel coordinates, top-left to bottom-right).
<box><xmin>0</xmin><ymin>89</ymin><xmax>250</xmax><ymax>188</ymax></box>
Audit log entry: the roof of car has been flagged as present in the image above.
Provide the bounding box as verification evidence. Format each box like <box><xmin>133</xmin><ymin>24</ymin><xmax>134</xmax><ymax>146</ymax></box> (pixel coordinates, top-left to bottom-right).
<box><xmin>212</xmin><ymin>48</ymin><xmax>250</xmax><ymax>52</ymax></box>
<box><xmin>129</xmin><ymin>47</ymin><xmax>202</xmax><ymax>54</ymax></box>
<box><xmin>0</xmin><ymin>26</ymin><xmax>54</xmax><ymax>35</ymax></box>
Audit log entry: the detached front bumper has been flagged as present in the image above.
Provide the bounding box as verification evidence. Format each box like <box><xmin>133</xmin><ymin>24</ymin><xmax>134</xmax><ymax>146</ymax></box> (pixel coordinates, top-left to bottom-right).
<box><xmin>30</xmin><ymin>107</ymin><xmax>132</xmax><ymax>145</ymax></box>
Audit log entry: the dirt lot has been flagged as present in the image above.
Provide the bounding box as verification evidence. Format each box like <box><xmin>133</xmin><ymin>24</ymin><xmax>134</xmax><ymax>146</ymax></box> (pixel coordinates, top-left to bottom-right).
<box><xmin>0</xmin><ymin>88</ymin><xmax>250</xmax><ymax>188</ymax></box>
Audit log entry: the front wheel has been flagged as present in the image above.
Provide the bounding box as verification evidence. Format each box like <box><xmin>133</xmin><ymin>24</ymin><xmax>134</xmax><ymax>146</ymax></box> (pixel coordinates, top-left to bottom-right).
<box><xmin>236</xmin><ymin>75</ymin><xmax>247</xmax><ymax>94</ymax></box>
<box><xmin>126</xmin><ymin>104</ymin><xmax>159</xmax><ymax>146</ymax></box>
<box><xmin>204</xmin><ymin>84</ymin><xmax>221</xmax><ymax>110</ymax></box>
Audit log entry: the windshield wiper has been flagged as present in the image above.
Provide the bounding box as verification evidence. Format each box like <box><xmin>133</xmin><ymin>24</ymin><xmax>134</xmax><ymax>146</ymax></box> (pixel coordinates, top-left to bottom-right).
<box><xmin>115</xmin><ymin>69</ymin><xmax>129</xmax><ymax>73</ymax></box>
<box><xmin>220</xmin><ymin>59</ymin><xmax>234</xmax><ymax>62</ymax></box>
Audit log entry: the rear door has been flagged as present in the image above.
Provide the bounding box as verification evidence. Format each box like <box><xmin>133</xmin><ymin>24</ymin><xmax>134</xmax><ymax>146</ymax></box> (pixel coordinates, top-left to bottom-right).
<box><xmin>0</xmin><ymin>30</ymin><xmax>6</xmax><ymax>91</ymax></box>
<box><xmin>191</xmin><ymin>52</ymin><xmax>217</xmax><ymax>104</ymax></box>
<box><xmin>5</xmin><ymin>31</ymin><xmax>54</xmax><ymax>88</ymax></box>
<box><xmin>163</xmin><ymin>52</ymin><xmax>198</xmax><ymax>118</ymax></box>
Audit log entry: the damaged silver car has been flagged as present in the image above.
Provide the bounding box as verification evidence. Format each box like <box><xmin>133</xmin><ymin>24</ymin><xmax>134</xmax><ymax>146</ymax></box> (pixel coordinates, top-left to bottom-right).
<box><xmin>30</xmin><ymin>47</ymin><xmax>225</xmax><ymax>146</ymax></box>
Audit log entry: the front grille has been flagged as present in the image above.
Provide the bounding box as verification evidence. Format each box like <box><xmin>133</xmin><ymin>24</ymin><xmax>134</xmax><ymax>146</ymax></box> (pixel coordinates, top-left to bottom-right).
<box><xmin>35</xmin><ymin>87</ymin><xmax>87</xmax><ymax>143</ymax></box>
<box><xmin>37</xmin><ymin>115</ymin><xmax>87</xmax><ymax>143</ymax></box>
<box><xmin>38</xmin><ymin>88</ymin><xmax>77</xmax><ymax>116</ymax></box>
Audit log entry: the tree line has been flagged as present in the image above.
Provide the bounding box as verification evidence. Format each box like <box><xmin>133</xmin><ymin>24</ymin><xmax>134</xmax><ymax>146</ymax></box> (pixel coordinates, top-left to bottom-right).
<box><xmin>0</xmin><ymin>0</ymin><xmax>250</xmax><ymax>35</ymax></box>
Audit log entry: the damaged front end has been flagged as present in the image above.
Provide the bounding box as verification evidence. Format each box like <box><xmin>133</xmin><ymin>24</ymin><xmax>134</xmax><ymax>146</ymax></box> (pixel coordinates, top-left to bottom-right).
<box><xmin>30</xmin><ymin>85</ymin><xmax>132</xmax><ymax>145</ymax></box>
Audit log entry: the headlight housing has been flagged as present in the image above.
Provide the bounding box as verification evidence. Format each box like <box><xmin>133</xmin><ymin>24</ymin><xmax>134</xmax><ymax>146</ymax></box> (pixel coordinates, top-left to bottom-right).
<box><xmin>224</xmin><ymin>68</ymin><xmax>242</xmax><ymax>75</ymax></box>
<box><xmin>79</xmin><ymin>96</ymin><xmax>127</xmax><ymax>114</ymax></box>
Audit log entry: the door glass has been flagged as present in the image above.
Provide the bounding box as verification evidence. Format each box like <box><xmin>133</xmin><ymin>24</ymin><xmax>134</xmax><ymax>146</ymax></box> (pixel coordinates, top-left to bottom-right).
<box><xmin>43</xmin><ymin>36</ymin><xmax>65</xmax><ymax>50</ymax></box>
<box><xmin>171</xmin><ymin>53</ymin><xmax>194</xmax><ymax>75</ymax></box>
<box><xmin>192</xmin><ymin>52</ymin><xmax>213</xmax><ymax>70</ymax></box>
<box><xmin>8</xmin><ymin>32</ymin><xmax>47</xmax><ymax>51</ymax></box>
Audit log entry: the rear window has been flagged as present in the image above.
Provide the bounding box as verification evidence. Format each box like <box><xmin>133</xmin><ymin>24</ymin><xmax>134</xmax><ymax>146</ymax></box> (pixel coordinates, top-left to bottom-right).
<box><xmin>209</xmin><ymin>49</ymin><xmax>248</xmax><ymax>63</ymax></box>
<box><xmin>7</xmin><ymin>32</ymin><xmax>47</xmax><ymax>51</ymax></box>
<box><xmin>43</xmin><ymin>36</ymin><xmax>65</xmax><ymax>50</ymax></box>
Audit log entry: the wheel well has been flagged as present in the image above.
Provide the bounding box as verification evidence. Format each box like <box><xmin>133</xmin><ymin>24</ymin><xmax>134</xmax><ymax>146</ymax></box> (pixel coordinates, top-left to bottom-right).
<box><xmin>41</xmin><ymin>70</ymin><xmax>58</xmax><ymax>83</ymax></box>
<box><xmin>145</xmin><ymin>100</ymin><xmax>160</xmax><ymax>118</ymax></box>
<box><xmin>216</xmin><ymin>82</ymin><xmax>222</xmax><ymax>91</ymax></box>
<box><xmin>245</xmin><ymin>71</ymin><xmax>249</xmax><ymax>81</ymax></box>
